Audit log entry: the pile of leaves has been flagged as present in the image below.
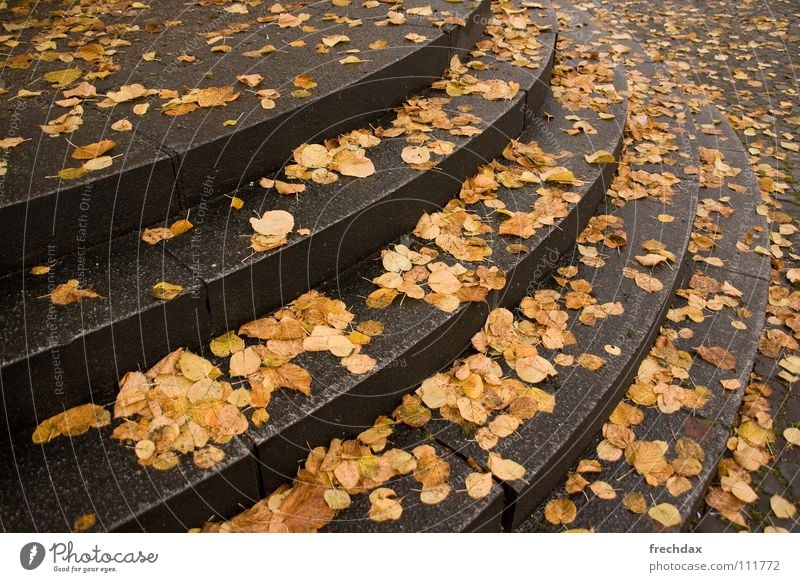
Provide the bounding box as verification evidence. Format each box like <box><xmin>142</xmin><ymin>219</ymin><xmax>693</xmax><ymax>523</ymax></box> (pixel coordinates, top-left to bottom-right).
<box><xmin>435</xmin><ymin>56</ymin><xmax>520</xmax><ymax>101</ymax></box>
<box><xmin>401</xmin><ymin>349</ymin><xmax>553</xmax><ymax>452</ymax></box>
<box><xmin>478</xmin><ymin>0</ymin><xmax>553</xmax><ymax>69</ymax></box>
<box><xmin>283</xmin><ymin>129</ymin><xmax>381</xmax><ymax>185</ymax></box>
<box><xmin>33</xmin><ymin>291</ymin><xmax>382</xmax><ymax>470</ymax></box>
<box><xmin>366</xmin><ymin>242</ymin><xmax>507</xmax><ymax>313</ymax></box>
<box><xmin>200</xmin><ymin>417</ymin><xmax>456</xmax><ymax>532</ymax></box>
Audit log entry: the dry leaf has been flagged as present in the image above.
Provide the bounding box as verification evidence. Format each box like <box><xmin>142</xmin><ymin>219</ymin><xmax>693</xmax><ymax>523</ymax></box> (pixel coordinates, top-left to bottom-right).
<box><xmin>622</xmin><ymin>491</ymin><xmax>647</xmax><ymax>514</ymax></box>
<box><xmin>487</xmin><ymin>452</ymin><xmax>525</xmax><ymax>481</ymax></box>
<box><xmin>648</xmin><ymin>503</ymin><xmax>682</xmax><ymax>528</ymax></box>
<box><xmin>73</xmin><ymin>513</ymin><xmax>96</xmax><ymax>531</ymax></box>
<box><xmin>696</xmin><ymin>345</ymin><xmax>736</xmax><ymax>370</ymax></box>
<box><xmin>770</xmin><ymin>495</ymin><xmax>796</xmax><ymax>519</ymax></box>
<box><xmin>50</xmin><ymin>279</ymin><xmax>101</xmax><ymax>305</ymax></box>
<box><xmin>544</xmin><ymin>498</ymin><xmax>577</xmax><ymax>525</ymax></box>
<box><xmin>465</xmin><ymin>472</ymin><xmax>493</xmax><ymax>499</ymax></box>
<box><xmin>151</xmin><ymin>281</ymin><xmax>183</xmax><ymax>300</ymax></box>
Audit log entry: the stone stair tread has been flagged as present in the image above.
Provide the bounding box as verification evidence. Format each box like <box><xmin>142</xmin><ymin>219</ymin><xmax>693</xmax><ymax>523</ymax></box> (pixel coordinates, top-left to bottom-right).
<box><xmin>0</xmin><ymin>35</ymin><xmax>558</xmax><ymax>441</ymax></box>
<box><xmin>0</xmin><ymin>100</ymin><xmax>180</xmax><ymax>274</ymax></box>
<box><xmin>0</xmin><ymin>65</ymin><xmax>623</xmax><ymax>531</ymax></box>
<box><xmin>0</xmin><ymin>0</ymin><xmax>493</xmax><ymax>273</ymax></box>
<box><xmin>0</xmin><ymin>231</ymin><xmax>211</xmax><ymax>440</ymax></box>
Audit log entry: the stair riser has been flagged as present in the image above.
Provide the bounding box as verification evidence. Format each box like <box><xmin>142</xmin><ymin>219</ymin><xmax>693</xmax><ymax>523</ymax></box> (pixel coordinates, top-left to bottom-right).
<box><xmin>113</xmin><ymin>445</ymin><xmax>259</xmax><ymax>532</ymax></box>
<box><xmin>0</xmin><ymin>101</ymin><xmax>182</xmax><ymax>275</ymax></box>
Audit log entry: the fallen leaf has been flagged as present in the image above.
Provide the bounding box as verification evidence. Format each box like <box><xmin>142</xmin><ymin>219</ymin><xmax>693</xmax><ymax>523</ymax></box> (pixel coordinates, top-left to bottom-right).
<box><xmin>770</xmin><ymin>495</ymin><xmax>796</xmax><ymax>519</ymax></box>
<box><xmin>324</xmin><ymin>489</ymin><xmax>351</xmax><ymax>510</ymax></box>
<box><xmin>622</xmin><ymin>491</ymin><xmax>647</xmax><ymax>514</ymax></box>
<box><xmin>465</xmin><ymin>472</ymin><xmax>493</xmax><ymax>499</ymax></box>
<box><xmin>49</xmin><ymin>279</ymin><xmax>101</xmax><ymax>305</ymax></box>
<box><xmin>73</xmin><ymin>513</ymin><xmax>96</xmax><ymax>531</ymax></box>
<box><xmin>696</xmin><ymin>345</ymin><xmax>736</xmax><ymax>370</ymax></box>
<box><xmin>368</xmin><ymin>488</ymin><xmax>403</xmax><ymax>522</ymax></box>
<box><xmin>151</xmin><ymin>281</ymin><xmax>183</xmax><ymax>300</ymax></box>
<box><xmin>584</xmin><ymin>150</ymin><xmax>615</xmax><ymax>164</ymax></box>
<box><xmin>544</xmin><ymin>498</ymin><xmax>577</xmax><ymax>525</ymax></box>
<box><xmin>487</xmin><ymin>452</ymin><xmax>525</xmax><ymax>481</ymax></box>
<box><xmin>648</xmin><ymin>503</ymin><xmax>682</xmax><ymax>528</ymax></box>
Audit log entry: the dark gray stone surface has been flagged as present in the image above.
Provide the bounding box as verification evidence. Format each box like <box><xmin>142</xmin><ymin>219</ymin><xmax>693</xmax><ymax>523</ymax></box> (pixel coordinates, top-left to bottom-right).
<box><xmin>0</xmin><ymin>430</ymin><xmax>259</xmax><ymax>532</ymax></box>
<box><xmin>519</xmin><ymin>409</ymin><xmax>728</xmax><ymax>532</ymax></box>
<box><xmin>0</xmin><ymin>0</ymin><xmax>493</xmax><ymax>274</ymax></box>
<box><xmin>0</xmin><ymin>98</ymin><xmax>180</xmax><ymax>274</ymax></box>
<box><xmin>88</xmin><ymin>0</ymin><xmax>493</xmax><ymax>205</ymax></box>
<box><xmin>0</xmin><ymin>232</ymin><xmax>210</xmax><ymax>439</ymax></box>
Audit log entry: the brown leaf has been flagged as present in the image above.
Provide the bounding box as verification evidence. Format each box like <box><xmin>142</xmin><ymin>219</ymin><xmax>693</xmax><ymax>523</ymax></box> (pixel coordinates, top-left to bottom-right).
<box><xmin>49</xmin><ymin>279</ymin><xmax>101</xmax><ymax>305</ymax></box>
<box><xmin>544</xmin><ymin>498</ymin><xmax>577</xmax><ymax>525</ymax></box>
<box><xmin>71</xmin><ymin>139</ymin><xmax>116</xmax><ymax>160</ymax></box>
<box><xmin>696</xmin><ymin>345</ymin><xmax>736</xmax><ymax>370</ymax></box>
<box><xmin>151</xmin><ymin>281</ymin><xmax>183</xmax><ymax>300</ymax></box>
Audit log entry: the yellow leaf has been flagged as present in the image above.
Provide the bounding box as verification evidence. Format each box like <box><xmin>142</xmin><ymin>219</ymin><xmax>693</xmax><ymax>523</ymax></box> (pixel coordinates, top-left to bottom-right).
<box><xmin>151</xmin><ymin>281</ymin><xmax>183</xmax><ymax>300</ymax></box>
<box><xmin>540</xmin><ymin>166</ymin><xmax>577</xmax><ymax>184</ymax></box>
<box><xmin>584</xmin><ymin>150</ymin><xmax>615</xmax><ymax>164</ymax></box>
<box><xmin>622</xmin><ymin>491</ymin><xmax>647</xmax><ymax>514</ymax></box>
<box><xmin>544</xmin><ymin>498</ymin><xmax>577</xmax><ymax>525</ymax></box>
<box><xmin>229</xmin><ymin>346</ymin><xmax>261</xmax><ymax>377</ymax></box>
<box><xmin>179</xmin><ymin>351</ymin><xmax>213</xmax><ymax>381</ymax></box>
<box><xmin>368</xmin><ymin>488</ymin><xmax>402</xmax><ymax>522</ymax></box>
<box><xmin>648</xmin><ymin>503</ymin><xmax>682</xmax><ymax>527</ymax></box>
<box><xmin>324</xmin><ymin>489</ymin><xmax>351</xmax><ymax>510</ymax></box>
<box><xmin>487</xmin><ymin>452</ymin><xmax>525</xmax><ymax>481</ymax></box>
<box><xmin>250</xmin><ymin>210</ymin><xmax>294</xmax><ymax>237</ymax></box>
<box><xmin>783</xmin><ymin>427</ymin><xmax>800</xmax><ymax>447</ymax></box>
<box><xmin>81</xmin><ymin>156</ymin><xmax>114</xmax><ymax>172</ymax></box>
<box><xmin>465</xmin><ymin>472</ymin><xmax>493</xmax><ymax>499</ymax></box>
<box><xmin>44</xmin><ymin>67</ymin><xmax>82</xmax><ymax>87</ymax></box>
<box><xmin>210</xmin><ymin>332</ymin><xmax>245</xmax><ymax>358</ymax></box>
<box><xmin>58</xmin><ymin>166</ymin><xmax>88</xmax><ymax>180</ymax></box>
<box><xmin>770</xmin><ymin>494</ymin><xmax>796</xmax><ymax>519</ymax></box>
<box><xmin>589</xmin><ymin>480</ymin><xmax>616</xmax><ymax>499</ymax></box>
<box><xmin>401</xmin><ymin>145</ymin><xmax>431</xmax><ymax>165</ymax></box>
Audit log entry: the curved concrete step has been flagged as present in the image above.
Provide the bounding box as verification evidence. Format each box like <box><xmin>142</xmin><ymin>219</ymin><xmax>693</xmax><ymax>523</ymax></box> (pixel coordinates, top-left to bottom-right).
<box><xmin>0</xmin><ymin>59</ymin><xmax>624</xmax><ymax>531</ymax></box>
<box><xmin>522</xmin><ymin>144</ymin><xmax>769</xmax><ymax>531</ymax></box>
<box><xmin>0</xmin><ymin>16</ymin><xmax>558</xmax><ymax>441</ymax></box>
<box><xmin>515</xmin><ymin>3</ymin><xmax>771</xmax><ymax>533</ymax></box>
<box><xmin>0</xmin><ymin>0</ymin><xmax>491</xmax><ymax>273</ymax></box>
